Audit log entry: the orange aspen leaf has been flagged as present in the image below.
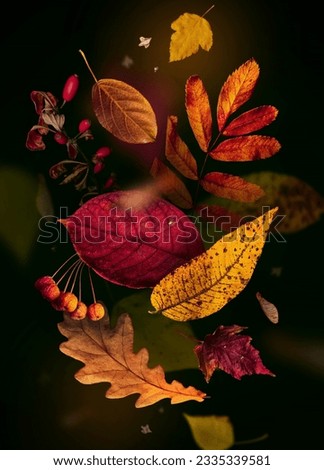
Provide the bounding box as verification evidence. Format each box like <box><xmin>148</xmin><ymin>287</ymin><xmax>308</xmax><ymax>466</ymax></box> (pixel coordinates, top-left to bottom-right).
<box><xmin>256</xmin><ymin>292</ymin><xmax>279</xmax><ymax>324</ymax></box>
<box><xmin>209</xmin><ymin>135</ymin><xmax>281</xmax><ymax>161</ymax></box>
<box><xmin>217</xmin><ymin>59</ymin><xmax>260</xmax><ymax>132</ymax></box>
<box><xmin>169</xmin><ymin>12</ymin><xmax>213</xmax><ymax>62</ymax></box>
<box><xmin>165</xmin><ymin>115</ymin><xmax>198</xmax><ymax>180</ymax></box>
<box><xmin>58</xmin><ymin>312</ymin><xmax>206</xmax><ymax>407</ymax></box>
<box><xmin>150</xmin><ymin>158</ymin><xmax>193</xmax><ymax>209</ymax></box>
<box><xmin>200</xmin><ymin>172</ymin><xmax>265</xmax><ymax>202</ymax></box>
<box><xmin>185</xmin><ymin>75</ymin><xmax>213</xmax><ymax>152</ymax></box>
<box><xmin>150</xmin><ymin>207</ymin><xmax>277</xmax><ymax>321</ymax></box>
<box><xmin>222</xmin><ymin>105</ymin><xmax>279</xmax><ymax>136</ymax></box>
<box><xmin>92</xmin><ymin>78</ymin><xmax>157</xmax><ymax>144</ymax></box>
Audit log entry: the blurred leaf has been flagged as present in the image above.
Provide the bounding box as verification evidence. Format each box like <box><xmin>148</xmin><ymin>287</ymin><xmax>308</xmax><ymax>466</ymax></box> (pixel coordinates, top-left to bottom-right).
<box><xmin>169</xmin><ymin>13</ymin><xmax>213</xmax><ymax>62</ymax></box>
<box><xmin>36</xmin><ymin>174</ymin><xmax>54</xmax><ymax>217</ymax></box>
<box><xmin>200</xmin><ymin>172</ymin><xmax>265</xmax><ymax>202</ymax></box>
<box><xmin>92</xmin><ymin>79</ymin><xmax>157</xmax><ymax>144</ymax></box>
<box><xmin>183</xmin><ymin>414</ymin><xmax>235</xmax><ymax>450</ymax></box>
<box><xmin>0</xmin><ymin>166</ymin><xmax>40</xmax><ymax>264</ymax></box>
<box><xmin>217</xmin><ymin>59</ymin><xmax>260</xmax><ymax>132</ymax></box>
<box><xmin>111</xmin><ymin>291</ymin><xmax>199</xmax><ymax>372</ymax></box>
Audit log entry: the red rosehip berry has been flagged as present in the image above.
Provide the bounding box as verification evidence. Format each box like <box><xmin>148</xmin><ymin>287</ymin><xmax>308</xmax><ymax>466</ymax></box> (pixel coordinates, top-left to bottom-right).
<box><xmin>87</xmin><ymin>302</ymin><xmax>105</xmax><ymax>321</ymax></box>
<box><xmin>54</xmin><ymin>132</ymin><xmax>68</xmax><ymax>145</ymax></box>
<box><xmin>78</xmin><ymin>119</ymin><xmax>91</xmax><ymax>133</ymax></box>
<box><xmin>104</xmin><ymin>174</ymin><xmax>115</xmax><ymax>190</ymax></box>
<box><xmin>95</xmin><ymin>146</ymin><xmax>111</xmax><ymax>159</ymax></box>
<box><xmin>62</xmin><ymin>74</ymin><xmax>79</xmax><ymax>102</ymax></box>
<box><xmin>93</xmin><ymin>161</ymin><xmax>104</xmax><ymax>174</ymax></box>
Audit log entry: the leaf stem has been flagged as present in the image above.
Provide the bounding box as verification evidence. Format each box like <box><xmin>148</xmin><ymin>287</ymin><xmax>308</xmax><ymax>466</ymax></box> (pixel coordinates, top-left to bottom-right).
<box><xmin>202</xmin><ymin>4</ymin><xmax>215</xmax><ymax>18</ymax></box>
<box><xmin>79</xmin><ymin>49</ymin><xmax>98</xmax><ymax>83</ymax></box>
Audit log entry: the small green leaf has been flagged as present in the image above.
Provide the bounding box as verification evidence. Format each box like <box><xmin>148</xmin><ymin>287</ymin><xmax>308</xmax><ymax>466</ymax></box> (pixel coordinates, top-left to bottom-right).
<box><xmin>183</xmin><ymin>413</ymin><xmax>235</xmax><ymax>450</ymax></box>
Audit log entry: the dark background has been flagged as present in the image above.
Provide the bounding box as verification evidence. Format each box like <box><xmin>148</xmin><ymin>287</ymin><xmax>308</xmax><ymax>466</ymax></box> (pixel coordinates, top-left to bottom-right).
<box><xmin>1</xmin><ymin>0</ymin><xmax>323</xmax><ymax>450</ymax></box>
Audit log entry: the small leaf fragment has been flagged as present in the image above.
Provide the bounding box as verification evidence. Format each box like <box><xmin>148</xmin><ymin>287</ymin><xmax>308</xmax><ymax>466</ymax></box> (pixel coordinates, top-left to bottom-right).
<box><xmin>92</xmin><ymin>78</ymin><xmax>157</xmax><ymax>144</ymax></box>
<box><xmin>183</xmin><ymin>414</ymin><xmax>235</xmax><ymax>450</ymax></box>
<box><xmin>58</xmin><ymin>312</ymin><xmax>206</xmax><ymax>408</ymax></box>
<box><xmin>217</xmin><ymin>59</ymin><xmax>260</xmax><ymax>131</ymax></box>
<box><xmin>256</xmin><ymin>292</ymin><xmax>279</xmax><ymax>324</ymax></box>
<box><xmin>169</xmin><ymin>13</ymin><xmax>213</xmax><ymax>62</ymax></box>
<box><xmin>200</xmin><ymin>172</ymin><xmax>265</xmax><ymax>202</ymax></box>
<box><xmin>194</xmin><ymin>325</ymin><xmax>275</xmax><ymax>382</ymax></box>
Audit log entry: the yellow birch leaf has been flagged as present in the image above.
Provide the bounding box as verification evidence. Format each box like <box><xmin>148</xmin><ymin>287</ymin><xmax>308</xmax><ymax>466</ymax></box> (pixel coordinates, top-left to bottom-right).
<box><xmin>169</xmin><ymin>13</ymin><xmax>213</xmax><ymax>62</ymax></box>
<box><xmin>92</xmin><ymin>79</ymin><xmax>157</xmax><ymax>144</ymax></box>
<box><xmin>150</xmin><ymin>208</ymin><xmax>277</xmax><ymax>321</ymax></box>
<box><xmin>183</xmin><ymin>414</ymin><xmax>235</xmax><ymax>450</ymax></box>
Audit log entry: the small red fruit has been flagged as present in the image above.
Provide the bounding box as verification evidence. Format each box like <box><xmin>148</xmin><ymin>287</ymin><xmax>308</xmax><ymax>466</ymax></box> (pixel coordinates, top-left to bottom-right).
<box><xmin>54</xmin><ymin>132</ymin><xmax>68</xmax><ymax>145</ymax></box>
<box><xmin>35</xmin><ymin>276</ymin><xmax>60</xmax><ymax>301</ymax></box>
<box><xmin>93</xmin><ymin>161</ymin><xmax>104</xmax><ymax>174</ymax></box>
<box><xmin>78</xmin><ymin>119</ymin><xmax>91</xmax><ymax>133</ymax></box>
<box><xmin>87</xmin><ymin>302</ymin><xmax>105</xmax><ymax>321</ymax></box>
<box><xmin>52</xmin><ymin>292</ymin><xmax>78</xmax><ymax>312</ymax></box>
<box><xmin>70</xmin><ymin>301</ymin><xmax>87</xmax><ymax>320</ymax></box>
<box><xmin>95</xmin><ymin>146</ymin><xmax>111</xmax><ymax>159</ymax></box>
<box><xmin>62</xmin><ymin>74</ymin><xmax>79</xmax><ymax>102</ymax></box>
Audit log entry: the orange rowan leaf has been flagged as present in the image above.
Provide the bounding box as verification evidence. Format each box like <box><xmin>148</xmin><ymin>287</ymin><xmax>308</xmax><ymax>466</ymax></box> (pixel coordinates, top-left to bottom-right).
<box><xmin>58</xmin><ymin>312</ymin><xmax>206</xmax><ymax>408</ymax></box>
<box><xmin>150</xmin><ymin>158</ymin><xmax>193</xmax><ymax>209</ymax></box>
<box><xmin>223</xmin><ymin>106</ymin><xmax>279</xmax><ymax>136</ymax></box>
<box><xmin>217</xmin><ymin>59</ymin><xmax>260</xmax><ymax>132</ymax></box>
<box><xmin>200</xmin><ymin>172</ymin><xmax>265</xmax><ymax>202</ymax></box>
<box><xmin>209</xmin><ymin>135</ymin><xmax>281</xmax><ymax>161</ymax></box>
<box><xmin>185</xmin><ymin>75</ymin><xmax>213</xmax><ymax>152</ymax></box>
<box><xmin>150</xmin><ymin>208</ymin><xmax>278</xmax><ymax>321</ymax></box>
<box><xmin>165</xmin><ymin>115</ymin><xmax>198</xmax><ymax>180</ymax></box>
<box><xmin>92</xmin><ymin>79</ymin><xmax>157</xmax><ymax>144</ymax></box>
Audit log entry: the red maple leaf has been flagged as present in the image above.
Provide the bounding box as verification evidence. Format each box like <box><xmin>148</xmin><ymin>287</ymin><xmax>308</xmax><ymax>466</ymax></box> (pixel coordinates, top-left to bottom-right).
<box><xmin>194</xmin><ymin>325</ymin><xmax>275</xmax><ymax>382</ymax></box>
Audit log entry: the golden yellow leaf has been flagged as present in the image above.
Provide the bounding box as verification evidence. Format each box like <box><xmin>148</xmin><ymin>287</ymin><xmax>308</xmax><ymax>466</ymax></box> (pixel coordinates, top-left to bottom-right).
<box><xmin>183</xmin><ymin>414</ymin><xmax>235</xmax><ymax>450</ymax></box>
<box><xmin>92</xmin><ymin>79</ymin><xmax>157</xmax><ymax>144</ymax></box>
<box><xmin>58</xmin><ymin>312</ymin><xmax>206</xmax><ymax>408</ymax></box>
<box><xmin>150</xmin><ymin>208</ymin><xmax>277</xmax><ymax>321</ymax></box>
<box><xmin>169</xmin><ymin>13</ymin><xmax>213</xmax><ymax>62</ymax></box>
<box><xmin>217</xmin><ymin>58</ymin><xmax>260</xmax><ymax>132</ymax></box>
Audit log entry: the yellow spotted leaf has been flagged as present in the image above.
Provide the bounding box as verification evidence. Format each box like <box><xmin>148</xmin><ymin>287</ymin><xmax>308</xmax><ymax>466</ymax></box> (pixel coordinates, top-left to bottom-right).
<box><xmin>169</xmin><ymin>13</ymin><xmax>213</xmax><ymax>62</ymax></box>
<box><xmin>92</xmin><ymin>79</ymin><xmax>157</xmax><ymax>144</ymax></box>
<box><xmin>183</xmin><ymin>414</ymin><xmax>235</xmax><ymax>450</ymax></box>
<box><xmin>150</xmin><ymin>208</ymin><xmax>277</xmax><ymax>321</ymax></box>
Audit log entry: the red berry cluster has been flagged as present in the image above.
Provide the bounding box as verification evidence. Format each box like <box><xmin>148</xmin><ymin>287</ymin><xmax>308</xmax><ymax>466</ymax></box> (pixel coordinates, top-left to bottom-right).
<box><xmin>35</xmin><ymin>276</ymin><xmax>105</xmax><ymax>321</ymax></box>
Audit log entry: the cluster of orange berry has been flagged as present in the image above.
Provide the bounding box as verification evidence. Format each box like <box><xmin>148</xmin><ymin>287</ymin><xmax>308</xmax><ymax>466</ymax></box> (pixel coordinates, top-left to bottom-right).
<box><xmin>35</xmin><ymin>276</ymin><xmax>105</xmax><ymax>321</ymax></box>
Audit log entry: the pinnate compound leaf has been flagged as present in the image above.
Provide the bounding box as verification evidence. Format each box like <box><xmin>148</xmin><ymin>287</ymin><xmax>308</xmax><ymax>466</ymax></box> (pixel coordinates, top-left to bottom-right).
<box><xmin>61</xmin><ymin>190</ymin><xmax>204</xmax><ymax>289</ymax></box>
<box><xmin>256</xmin><ymin>292</ymin><xmax>279</xmax><ymax>324</ymax></box>
<box><xmin>92</xmin><ymin>79</ymin><xmax>157</xmax><ymax>144</ymax></box>
<box><xmin>165</xmin><ymin>115</ymin><xmax>198</xmax><ymax>180</ymax></box>
<box><xmin>169</xmin><ymin>13</ymin><xmax>213</xmax><ymax>62</ymax></box>
<box><xmin>150</xmin><ymin>208</ymin><xmax>277</xmax><ymax>321</ymax></box>
<box><xmin>58</xmin><ymin>313</ymin><xmax>206</xmax><ymax>408</ymax></box>
<box><xmin>223</xmin><ymin>106</ymin><xmax>279</xmax><ymax>136</ymax></box>
<box><xmin>183</xmin><ymin>414</ymin><xmax>235</xmax><ymax>450</ymax></box>
<box><xmin>200</xmin><ymin>172</ymin><xmax>265</xmax><ymax>202</ymax></box>
<box><xmin>209</xmin><ymin>135</ymin><xmax>281</xmax><ymax>162</ymax></box>
<box><xmin>217</xmin><ymin>59</ymin><xmax>260</xmax><ymax>132</ymax></box>
<box><xmin>194</xmin><ymin>325</ymin><xmax>275</xmax><ymax>382</ymax></box>
<box><xmin>150</xmin><ymin>158</ymin><xmax>193</xmax><ymax>209</ymax></box>
<box><xmin>185</xmin><ymin>76</ymin><xmax>213</xmax><ymax>152</ymax></box>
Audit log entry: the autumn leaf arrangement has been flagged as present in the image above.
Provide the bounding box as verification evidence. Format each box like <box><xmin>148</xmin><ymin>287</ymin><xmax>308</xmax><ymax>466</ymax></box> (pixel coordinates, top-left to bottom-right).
<box><xmin>26</xmin><ymin>5</ymin><xmax>289</xmax><ymax>447</ymax></box>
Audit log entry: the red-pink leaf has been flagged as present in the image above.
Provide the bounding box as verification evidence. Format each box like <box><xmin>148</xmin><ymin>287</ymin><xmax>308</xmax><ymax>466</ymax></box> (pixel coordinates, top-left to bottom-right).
<box><xmin>26</xmin><ymin>127</ymin><xmax>46</xmax><ymax>151</ymax></box>
<box><xmin>194</xmin><ymin>324</ymin><xmax>275</xmax><ymax>382</ymax></box>
<box><xmin>61</xmin><ymin>190</ymin><xmax>205</xmax><ymax>289</ymax></box>
<box><xmin>209</xmin><ymin>135</ymin><xmax>281</xmax><ymax>161</ymax></box>
<box><xmin>200</xmin><ymin>172</ymin><xmax>265</xmax><ymax>202</ymax></box>
<box><xmin>222</xmin><ymin>106</ymin><xmax>279</xmax><ymax>136</ymax></box>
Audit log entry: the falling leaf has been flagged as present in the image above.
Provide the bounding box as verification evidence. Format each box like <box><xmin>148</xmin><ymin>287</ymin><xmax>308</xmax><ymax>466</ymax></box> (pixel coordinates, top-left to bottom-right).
<box><xmin>140</xmin><ymin>424</ymin><xmax>152</xmax><ymax>434</ymax></box>
<box><xmin>121</xmin><ymin>55</ymin><xmax>134</xmax><ymax>69</ymax></box>
<box><xmin>217</xmin><ymin>58</ymin><xmax>260</xmax><ymax>132</ymax></box>
<box><xmin>138</xmin><ymin>36</ymin><xmax>152</xmax><ymax>48</ymax></box>
<box><xmin>150</xmin><ymin>158</ymin><xmax>193</xmax><ymax>209</ymax></box>
<box><xmin>194</xmin><ymin>325</ymin><xmax>275</xmax><ymax>382</ymax></box>
<box><xmin>61</xmin><ymin>190</ymin><xmax>204</xmax><ymax>289</ymax></box>
<box><xmin>183</xmin><ymin>414</ymin><xmax>235</xmax><ymax>450</ymax></box>
<box><xmin>185</xmin><ymin>76</ymin><xmax>213</xmax><ymax>152</ymax></box>
<box><xmin>165</xmin><ymin>115</ymin><xmax>198</xmax><ymax>180</ymax></box>
<box><xmin>169</xmin><ymin>13</ymin><xmax>213</xmax><ymax>62</ymax></box>
<box><xmin>150</xmin><ymin>208</ymin><xmax>277</xmax><ymax>321</ymax></box>
<box><xmin>111</xmin><ymin>291</ymin><xmax>199</xmax><ymax>372</ymax></box>
<box><xmin>222</xmin><ymin>106</ymin><xmax>279</xmax><ymax>136</ymax></box>
<box><xmin>215</xmin><ymin>171</ymin><xmax>324</xmax><ymax>234</ymax></box>
<box><xmin>58</xmin><ymin>312</ymin><xmax>206</xmax><ymax>408</ymax></box>
<box><xmin>200</xmin><ymin>172</ymin><xmax>265</xmax><ymax>202</ymax></box>
<box><xmin>92</xmin><ymin>79</ymin><xmax>157</xmax><ymax>144</ymax></box>
<box><xmin>256</xmin><ymin>292</ymin><xmax>279</xmax><ymax>324</ymax></box>
<box><xmin>209</xmin><ymin>135</ymin><xmax>281</xmax><ymax>161</ymax></box>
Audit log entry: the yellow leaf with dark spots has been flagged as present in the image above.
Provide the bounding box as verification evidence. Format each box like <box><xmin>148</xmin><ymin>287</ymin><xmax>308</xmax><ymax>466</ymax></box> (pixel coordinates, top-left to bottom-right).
<box><xmin>150</xmin><ymin>208</ymin><xmax>277</xmax><ymax>321</ymax></box>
